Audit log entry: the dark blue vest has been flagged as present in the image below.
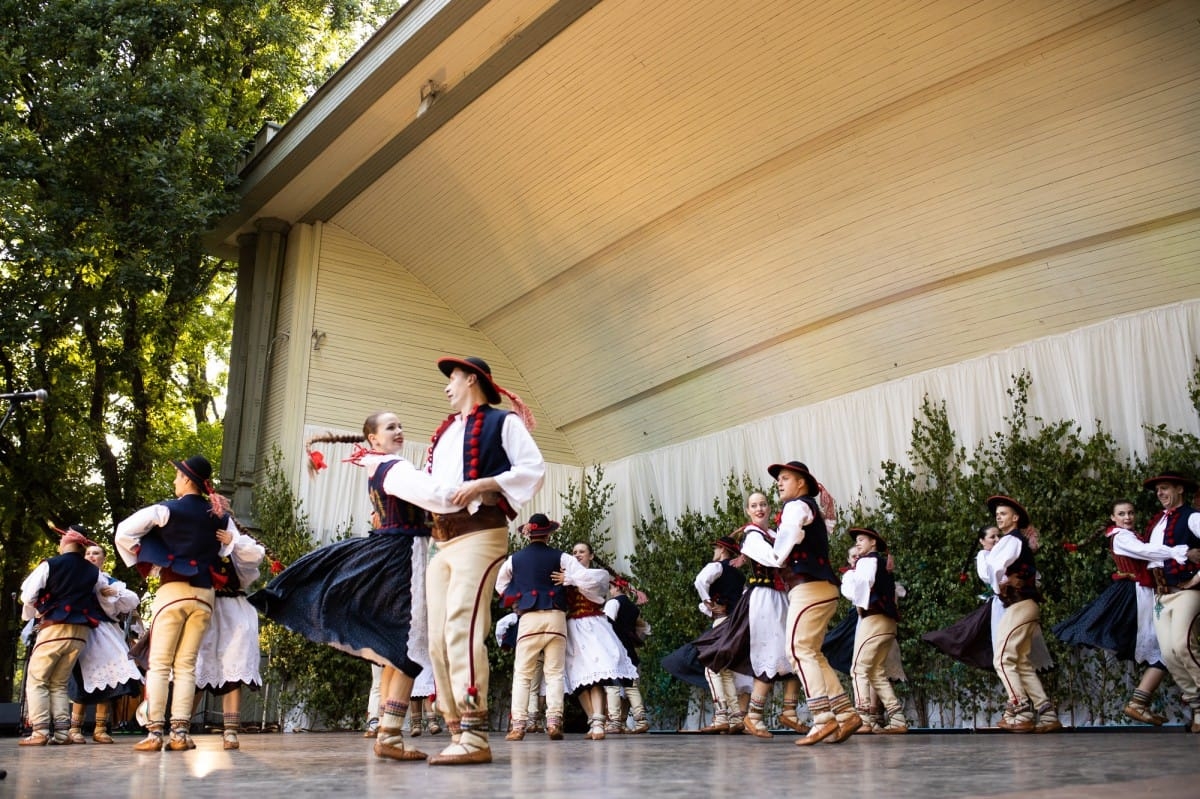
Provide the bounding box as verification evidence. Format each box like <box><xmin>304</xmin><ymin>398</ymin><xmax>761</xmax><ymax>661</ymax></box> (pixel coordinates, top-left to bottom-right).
<box><xmin>37</xmin><ymin>552</ymin><xmax>101</xmax><ymax>627</ymax></box>
<box><xmin>462</xmin><ymin>406</ymin><xmax>516</xmax><ymax>519</ymax></box>
<box><xmin>709</xmin><ymin>560</ymin><xmax>747</xmax><ymax>612</ymax></box>
<box><xmin>504</xmin><ymin>542</ymin><xmax>567</xmax><ymax>612</ymax></box>
<box><xmin>860</xmin><ymin>552</ymin><xmax>899</xmax><ymax>621</ymax></box>
<box><xmin>370</xmin><ymin>460</ymin><xmax>432</xmax><ymax>536</ymax></box>
<box><xmin>783</xmin><ymin>497</ymin><xmax>839</xmax><ymax>585</ymax></box>
<box><xmin>134</xmin><ymin>493</ymin><xmax>226</xmax><ymax>588</ymax></box>
<box><xmin>1155</xmin><ymin>505</ymin><xmax>1200</xmax><ymax>587</ymax></box>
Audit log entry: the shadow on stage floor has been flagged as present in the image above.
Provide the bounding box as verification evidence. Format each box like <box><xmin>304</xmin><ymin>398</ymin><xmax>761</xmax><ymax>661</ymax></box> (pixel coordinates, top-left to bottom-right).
<box><xmin>3</xmin><ymin>726</ymin><xmax>1198</xmax><ymax>798</ymax></box>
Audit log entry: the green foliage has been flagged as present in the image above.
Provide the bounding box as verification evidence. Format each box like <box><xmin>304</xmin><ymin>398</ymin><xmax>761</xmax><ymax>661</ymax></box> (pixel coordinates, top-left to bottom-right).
<box><xmin>843</xmin><ymin>367</ymin><xmax>1200</xmax><ymax>726</ymax></box>
<box><xmin>551</xmin><ymin>464</ymin><xmax>615</xmax><ymax>560</ymax></box>
<box><xmin>252</xmin><ymin>447</ymin><xmax>371</xmax><ymax>729</ymax></box>
<box><xmin>628</xmin><ymin>473</ymin><xmax>763</xmax><ymax>728</ymax></box>
<box><xmin>0</xmin><ymin>0</ymin><xmax>404</xmax><ymax>698</ymax></box>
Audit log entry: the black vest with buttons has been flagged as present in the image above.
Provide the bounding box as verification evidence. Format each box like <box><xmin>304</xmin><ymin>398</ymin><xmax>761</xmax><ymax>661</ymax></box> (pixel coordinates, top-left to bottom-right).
<box><xmin>37</xmin><ymin>552</ymin><xmax>101</xmax><ymax>627</ymax></box>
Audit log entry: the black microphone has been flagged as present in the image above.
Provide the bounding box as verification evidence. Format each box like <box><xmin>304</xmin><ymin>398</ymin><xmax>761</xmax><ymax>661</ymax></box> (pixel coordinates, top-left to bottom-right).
<box><xmin>0</xmin><ymin>389</ymin><xmax>47</xmax><ymax>402</ymax></box>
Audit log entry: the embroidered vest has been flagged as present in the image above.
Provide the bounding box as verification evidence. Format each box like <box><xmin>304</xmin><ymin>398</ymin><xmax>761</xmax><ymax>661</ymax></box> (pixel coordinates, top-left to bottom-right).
<box><xmin>1003</xmin><ymin>529</ymin><xmax>1041</xmax><ymax>603</ymax></box>
<box><xmin>1106</xmin><ymin>527</ymin><xmax>1151</xmax><ymax>586</ymax></box>
<box><xmin>37</xmin><ymin>552</ymin><xmax>101</xmax><ymax>627</ymax></box>
<box><xmin>370</xmin><ymin>460</ymin><xmax>432</xmax><ymax>536</ymax></box>
<box><xmin>745</xmin><ymin>527</ymin><xmax>786</xmax><ymax>591</ymax></box>
<box><xmin>1151</xmin><ymin>506</ymin><xmax>1200</xmax><ymax>587</ymax></box>
<box><xmin>859</xmin><ymin>552</ymin><xmax>899</xmax><ymax>621</ymax></box>
<box><xmin>134</xmin><ymin>494</ymin><xmax>226</xmax><ymax>588</ymax></box>
<box><xmin>709</xmin><ymin>559</ymin><xmax>747</xmax><ymax>612</ymax></box>
<box><xmin>565</xmin><ymin>585</ymin><xmax>605</xmax><ymax>619</ymax></box>
<box><xmin>608</xmin><ymin>593</ymin><xmax>642</xmax><ymax>663</ymax></box>
<box><xmin>504</xmin><ymin>542</ymin><xmax>567</xmax><ymax>613</ymax></box>
<box><xmin>782</xmin><ymin>497</ymin><xmax>839</xmax><ymax>585</ymax></box>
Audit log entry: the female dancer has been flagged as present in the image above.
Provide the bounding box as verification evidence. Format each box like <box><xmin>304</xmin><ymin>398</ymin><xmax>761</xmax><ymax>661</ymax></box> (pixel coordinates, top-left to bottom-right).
<box><xmin>558</xmin><ymin>541</ymin><xmax>638</xmax><ymax>740</ymax></box>
<box><xmin>252</xmin><ymin>411</ymin><xmax>445</xmax><ymax>761</ymax></box>
<box><xmin>695</xmin><ymin>492</ymin><xmax>804</xmax><ymax>738</ymax></box>
<box><xmin>1053</xmin><ymin>499</ymin><xmax>1185</xmax><ymax>724</ymax></box>
<box><xmin>193</xmin><ymin>523</ymin><xmax>266</xmax><ymax>749</ymax></box>
<box><xmin>67</xmin><ymin>542</ymin><xmax>142</xmax><ymax>743</ymax></box>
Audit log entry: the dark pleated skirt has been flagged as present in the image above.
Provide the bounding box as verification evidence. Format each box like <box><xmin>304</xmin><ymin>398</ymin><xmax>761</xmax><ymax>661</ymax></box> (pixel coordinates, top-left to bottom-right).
<box><xmin>248</xmin><ymin>530</ymin><xmax>425</xmax><ymax>677</ymax></box>
<box><xmin>822</xmin><ymin>610</ymin><xmax>857</xmax><ymax>676</ymax></box>
<box><xmin>660</xmin><ymin>642</ymin><xmax>710</xmax><ymax>689</ymax></box>
<box><xmin>1051</xmin><ymin>579</ymin><xmax>1138</xmax><ymax>661</ymax></box>
<box><xmin>921</xmin><ymin>599</ymin><xmax>994</xmax><ymax>671</ymax></box>
<box><xmin>694</xmin><ymin>593</ymin><xmax>759</xmax><ymax>680</ymax></box>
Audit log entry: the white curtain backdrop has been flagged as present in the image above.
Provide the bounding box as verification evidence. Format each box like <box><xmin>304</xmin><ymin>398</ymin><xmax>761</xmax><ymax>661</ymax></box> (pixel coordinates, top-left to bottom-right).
<box><xmin>296</xmin><ymin>300</ymin><xmax>1198</xmax><ymax>558</ymax></box>
<box><xmin>600</xmin><ymin>300</ymin><xmax>1200</xmax><ymax>566</ymax></box>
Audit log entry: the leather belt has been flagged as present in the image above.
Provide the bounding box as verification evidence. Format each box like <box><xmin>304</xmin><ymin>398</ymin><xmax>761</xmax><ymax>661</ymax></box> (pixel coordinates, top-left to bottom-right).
<box><xmin>431</xmin><ymin>505</ymin><xmax>508</xmax><ymax>542</ymax></box>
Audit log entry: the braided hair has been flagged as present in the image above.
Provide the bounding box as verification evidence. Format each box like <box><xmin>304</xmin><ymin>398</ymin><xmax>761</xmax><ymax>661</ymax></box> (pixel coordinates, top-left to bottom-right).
<box><xmin>304</xmin><ymin>412</ymin><xmax>394</xmax><ymax>474</ymax></box>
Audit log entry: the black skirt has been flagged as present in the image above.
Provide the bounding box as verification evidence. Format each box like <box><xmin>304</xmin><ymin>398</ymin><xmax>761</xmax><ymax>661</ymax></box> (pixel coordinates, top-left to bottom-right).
<box><xmin>693</xmin><ymin>592</ymin><xmax>759</xmax><ymax>680</ymax></box>
<box><xmin>1051</xmin><ymin>579</ymin><xmax>1138</xmax><ymax>661</ymax></box>
<box><xmin>822</xmin><ymin>611</ymin><xmax>858</xmax><ymax>676</ymax></box>
<box><xmin>921</xmin><ymin>599</ymin><xmax>994</xmax><ymax>671</ymax></box>
<box><xmin>661</xmin><ymin>642</ymin><xmax>710</xmax><ymax>689</ymax></box>
<box><xmin>249</xmin><ymin>530</ymin><xmax>426</xmax><ymax>677</ymax></box>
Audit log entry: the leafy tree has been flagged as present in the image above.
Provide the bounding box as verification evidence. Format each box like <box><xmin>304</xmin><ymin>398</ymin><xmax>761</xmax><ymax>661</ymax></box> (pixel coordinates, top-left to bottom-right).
<box><xmin>0</xmin><ymin>0</ymin><xmax>402</xmax><ymax>698</ymax></box>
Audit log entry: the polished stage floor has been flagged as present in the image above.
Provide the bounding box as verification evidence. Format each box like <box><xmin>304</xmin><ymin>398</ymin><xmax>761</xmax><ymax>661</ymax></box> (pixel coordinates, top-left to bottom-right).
<box><xmin>3</xmin><ymin>726</ymin><xmax>1198</xmax><ymax>798</ymax></box>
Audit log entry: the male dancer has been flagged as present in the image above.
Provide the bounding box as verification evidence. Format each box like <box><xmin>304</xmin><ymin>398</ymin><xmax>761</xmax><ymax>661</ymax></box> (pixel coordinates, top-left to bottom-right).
<box><xmin>384</xmin><ymin>356</ymin><xmax>544</xmax><ymax>764</ymax></box>
<box><xmin>983</xmin><ymin>494</ymin><xmax>1061</xmax><ymax>733</ymax></box>
<box><xmin>604</xmin><ymin>577</ymin><xmax>651</xmax><ymax>734</ymax></box>
<box><xmin>694</xmin><ymin>536</ymin><xmax>747</xmax><ymax>733</ymax></box>
<box><xmin>1141</xmin><ymin>472</ymin><xmax>1200</xmax><ymax>731</ymax></box>
<box><xmin>763</xmin><ymin>461</ymin><xmax>856</xmax><ymax>746</ymax></box>
<box><xmin>19</xmin><ymin>525</ymin><xmax>103</xmax><ymax>745</ymax></box>
<box><xmin>841</xmin><ymin>527</ymin><xmax>907</xmax><ymax>733</ymax></box>
<box><xmin>495</xmin><ymin>513</ymin><xmax>586</xmax><ymax>741</ymax></box>
<box><xmin>116</xmin><ymin>454</ymin><xmax>235</xmax><ymax>751</ymax></box>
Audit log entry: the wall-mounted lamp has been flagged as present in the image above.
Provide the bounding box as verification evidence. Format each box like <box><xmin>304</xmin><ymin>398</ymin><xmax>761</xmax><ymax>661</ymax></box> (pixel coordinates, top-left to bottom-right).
<box><xmin>416</xmin><ymin>79</ymin><xmax>444</xmax><ymax>119</ymax></box>
<box><xmin>310</xmin><ymin>329</ymin><xmax>327</xmax><ymax>352</ymax></box>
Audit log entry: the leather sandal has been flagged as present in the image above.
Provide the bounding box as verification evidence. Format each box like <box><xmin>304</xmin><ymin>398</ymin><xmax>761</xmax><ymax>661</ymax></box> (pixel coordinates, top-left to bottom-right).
<box><xmin>19</xmin><ymin>731</ymin><xmax>50</xmax><ymax>747</ymax></box>
<box><xmin>743</xmin><ymin>718</ymin><xmax>774</xmax><ymax>739</ymax></box>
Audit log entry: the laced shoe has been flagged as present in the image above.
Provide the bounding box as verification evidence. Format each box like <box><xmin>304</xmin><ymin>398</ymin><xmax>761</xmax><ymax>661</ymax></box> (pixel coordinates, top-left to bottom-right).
<box><xmin>374</xmin><ymin>728</ymin><xmax>427</xmax><ymax>761</ymax></box>
<box><xmin>166</xmin><ymin>730</ymin><xmax>196</xmax><ymax>751</ymax></box>
<box><xmin>133</xmin><ymin>731</ymin><xmax>165</xmax><ymax>752</ymax></box>
<box><xmin>874</xmin><ymin>717</ymin><xmax>909</xmax><ymax>735</ymax></box>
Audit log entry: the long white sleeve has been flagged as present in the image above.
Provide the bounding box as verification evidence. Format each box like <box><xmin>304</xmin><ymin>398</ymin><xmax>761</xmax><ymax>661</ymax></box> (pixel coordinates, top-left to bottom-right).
<box><xmin>983</xmin><ymin>535</ymin><xmax>1022</xmax><ymax>593</ymax></box>
<box><xmin>97</xmin><ymin>577</ymin><xmax>140</xmax><ymax>621</ymax></box>
<box><xmin>694</xmin><ymin>562</ymin><xmax>723</xmax><ymax>602</ymax></box>
<box><xmin>19</xmin><ymin>561</ymin><xmax>50</xmax><ymax>618</ymax></box>
<box><xmin>494</xmin><ymin>556</ymin><xmax>515</xmax><ymax>597</ymax></box>
<box><xmin>228</xmin><ymin>528</ymin><xmax>267</xmax><ymax>588</ymax></box>
<box><xmin>841</xmin><ymin>557</ymin><xmax>877</xmax><ymax>609</ymax></box>
<box><xmin>571</xmin><ymin>566</ymin><xmax>611</xmax><ymax>604</ymax></box>
<box><xmin>772</xmin><ymin>499</ymin><xmax>814</xmax><ymax>561</ymax></box>
<box><xmin>494</xmin><ymin>414</ymin><xmax>546</xmax><ymax>509</ymax></box>
<box><xmin>114</xmin><ymin>504</ymin><xmax>170</xmax><ymax>566</ymax></box>
<box><xmin>380</xmin><ymin>456</ymin><xmax>464</xmax><ymax>514</ymax></box>
<box><xmin>741</xmin><ymin>528</ymin><xmax>780</xmax><ymax>568</ymax></box>
<box><xmin>1112</xmin><ymin>528</ymin><xmax>1187</xmax><ymax>567</ymax></box>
